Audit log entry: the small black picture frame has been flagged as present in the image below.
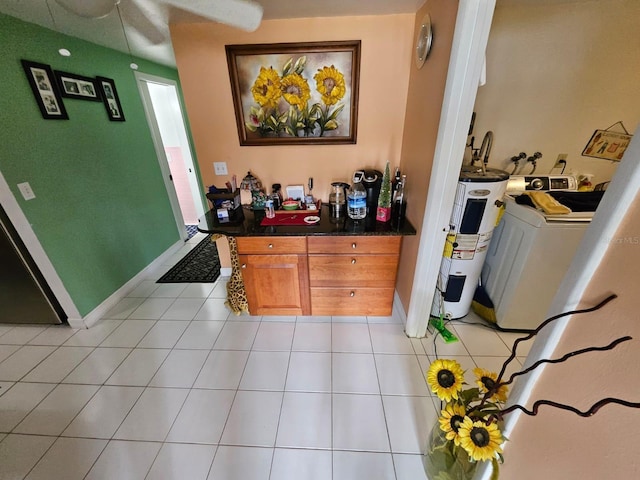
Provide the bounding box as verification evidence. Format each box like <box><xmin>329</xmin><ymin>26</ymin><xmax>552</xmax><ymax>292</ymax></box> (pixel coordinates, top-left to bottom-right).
<box><xmin>55</xmin><ymin>70</ymin><xmax>101</xmax><ymax>101</ymax></box>
<box><xmin>21</xmin><ymin>59</ymin><xmax>68</xmax><ymax>120</ymax></box>
<box><xmin>96</xmin><ymin>76</ymin><xmax>125</xmax><ymax>121</ymax></box>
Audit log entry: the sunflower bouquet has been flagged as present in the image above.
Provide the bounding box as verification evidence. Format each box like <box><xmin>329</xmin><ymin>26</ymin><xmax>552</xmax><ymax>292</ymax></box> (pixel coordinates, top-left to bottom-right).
<box><xmin>246</xmin><ymin>57</ymin><xmax>347</xmax><ymax>138</ymax></box>
<box><xmin>426</xmin><ymin>359</ymin><xmax>507</xmax><ymax>480</ymax></box>
<box><xmin>424</xmin><ymin>294</ymin><xmax>640</xmax><ymax>480</ymax></box>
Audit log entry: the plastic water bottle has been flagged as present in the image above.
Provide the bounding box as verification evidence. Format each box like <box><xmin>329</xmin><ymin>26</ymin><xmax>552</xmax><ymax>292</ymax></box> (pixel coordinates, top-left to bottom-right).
<box><xmin>348</xmin><ymin>172</ymin><xmax>367</xmax><ymax>220</ymax></box>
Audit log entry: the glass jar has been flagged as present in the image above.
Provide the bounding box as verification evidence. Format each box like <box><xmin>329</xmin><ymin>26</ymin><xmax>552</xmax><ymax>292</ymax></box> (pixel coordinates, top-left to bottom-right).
<box><xmin>424</xmin><ymin>424</ymin><xmax>478</xmax><ymax>480</ymax></box>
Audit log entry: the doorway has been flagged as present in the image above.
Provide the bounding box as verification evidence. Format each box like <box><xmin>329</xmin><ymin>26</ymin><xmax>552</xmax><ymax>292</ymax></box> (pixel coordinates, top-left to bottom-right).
<box><xmin>135</xmin><ymin>72</ymin><xmax>205</xmax><ymax>240</ymax></box>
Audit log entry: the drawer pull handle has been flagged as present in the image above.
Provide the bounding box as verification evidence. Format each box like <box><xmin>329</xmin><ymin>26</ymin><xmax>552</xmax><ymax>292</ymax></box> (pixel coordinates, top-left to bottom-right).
<box><xmin>268</xmin><ymin>243</ymin><xmax>273</xmax><ymax>249</ymax></box>
<box><xmin>350</xmin><ymin>291</ymin><xmax>355</xmax><ymax>297</ymax></box>
<box><xmin>241</xmin><ymin>264</ymin><xmax>247</xmax><ymax>269</ymax></box>
<box><xmin>352</xmin><ymin>243</ymin><xmax>357</xmax><ymax>249</ymax></box>
<box><xmin>351</xmin><ymin>258</ymin><xmax>356</xmax><ymax>264</ymax></box>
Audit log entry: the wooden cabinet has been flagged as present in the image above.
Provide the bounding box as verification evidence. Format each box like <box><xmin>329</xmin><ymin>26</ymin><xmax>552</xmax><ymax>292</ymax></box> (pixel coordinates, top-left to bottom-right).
<box><xmin>236</xmin><ymin>235</ymin><xmax>402</xmax><ymax>317</ymax></box>
<box><xmin>308</xmin><ymin>236</ymin><xmax>402</xmax><ymax>316</ymax></box>
<box><xmin>236</xmin><ymin>236</ymin><xmax>311</xmax><ymax>316</ymax></box>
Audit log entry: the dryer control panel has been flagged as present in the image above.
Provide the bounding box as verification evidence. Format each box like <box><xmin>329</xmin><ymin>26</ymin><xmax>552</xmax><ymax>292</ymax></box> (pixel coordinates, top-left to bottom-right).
<box><xmin>506</xmin><ymin>175</ymin><xmax>578</xmax><ymax>193</ymax></box>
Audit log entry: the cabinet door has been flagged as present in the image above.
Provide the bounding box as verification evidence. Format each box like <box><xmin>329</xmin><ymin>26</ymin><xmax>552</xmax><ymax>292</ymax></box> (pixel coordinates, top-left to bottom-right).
<box><xmin>239</xmin><ymin>254</ymin><xmax>311</xmax><ymax>316</ymax></box>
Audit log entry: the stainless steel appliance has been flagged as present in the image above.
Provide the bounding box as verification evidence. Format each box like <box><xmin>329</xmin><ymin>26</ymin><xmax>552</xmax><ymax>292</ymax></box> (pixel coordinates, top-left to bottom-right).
<box><xmin>0</xmin><ymin>206</ymin><xmax>64</xmax><ymax>324</ymax></box>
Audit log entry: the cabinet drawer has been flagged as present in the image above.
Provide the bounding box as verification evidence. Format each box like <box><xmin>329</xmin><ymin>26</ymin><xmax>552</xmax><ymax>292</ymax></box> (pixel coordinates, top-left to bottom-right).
<box><xmin>308</xmin><ymin>236</ymin><xmax>401</xmax><ymax>254</ymax></box>
<box><xmin>236</xmin><ymin>236</ymin><xmax>307</xmax><ymax>255</ymax></box>
<box><xmin>310</xmin><ymin>287</ymin><xmax>394</xmax><ymax>316</ymax></box>
<box><xmin>309</xmin><ymin>255</ymin><xmax>399</xmax><ymax>287</ymax></box>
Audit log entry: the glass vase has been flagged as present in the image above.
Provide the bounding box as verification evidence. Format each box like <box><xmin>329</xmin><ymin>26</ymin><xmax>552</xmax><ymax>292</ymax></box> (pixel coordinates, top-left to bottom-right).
<box><xmin>424</xmin><ymin>424</ymin><xmax>478</xmax><ymax>480</ymax></box>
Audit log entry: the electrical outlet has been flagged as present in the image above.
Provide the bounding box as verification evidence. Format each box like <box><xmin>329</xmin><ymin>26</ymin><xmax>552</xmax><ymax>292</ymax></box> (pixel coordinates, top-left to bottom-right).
<box><xmin>213</xmin><ymin>162</ymin><xmax>228</xmax><ymax>175</ymax></box>
<box><xmin>554</xmin><ymin>154</ymin><xmax>568</xmax><ymax>168</ymax></box>
<box><xmin>17</xmin><ymin>182</ymin><xmax>36</xmax><ymax>200</ymax></box>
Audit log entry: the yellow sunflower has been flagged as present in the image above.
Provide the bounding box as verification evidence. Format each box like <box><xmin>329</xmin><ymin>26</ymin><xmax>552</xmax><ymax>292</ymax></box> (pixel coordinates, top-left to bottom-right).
<box><xmin>251</xmin><ymin>67</ymin><xmax>282</xmax><ymax>109</ymax></box>
<box><xmin>474</xmin><ymin>368</ymin><xmax>508</xmax><ymax>403</ymax></box>
<box><xmin>426</xmin><ymin>359</ymin><xmax>465</xmax><ymax>402</ymax></box>
<box><xmin>458</xmin><ymin>417</ymin><xmax>503</xmax><ymax>462</ymax></box>
<box><xmin>280</xmin><ymin>73</ymin><xmax>311</xmax><ymax>109</ymax></box>
<box><xmin>314</xmin><ymin>65</ymin><xmax>346</xmax><ymax>106</ymax></box>
<box><xmin>438</xmin><ymin>403</ymin><xmax>467</xmax><ymax>446</ymax></box>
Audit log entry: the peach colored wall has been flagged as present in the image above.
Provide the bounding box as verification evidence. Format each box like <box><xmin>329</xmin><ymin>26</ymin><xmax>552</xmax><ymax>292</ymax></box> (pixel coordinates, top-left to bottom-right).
<box><xmin>473</xmin><ymin>0</ymin><xmax>640</xmax><ymax>186</ymax></box>
<box><xmin>395</xmin><ymin>0</ymin><xmax>460</xmax><ymax>310</ymax></box>
<box><xmin>170</xmin><ymin>15</ymin><xmax>413</xmax><ymax>204</ymax></box>
<box><xmin>499</xmin><ymin>194</ymin><xmax>640</xmax><ymax>479</ymax></box>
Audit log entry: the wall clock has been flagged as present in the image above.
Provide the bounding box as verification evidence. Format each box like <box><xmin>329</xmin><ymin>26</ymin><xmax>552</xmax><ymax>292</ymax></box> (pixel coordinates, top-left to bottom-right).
<box><xmin>415</xmin><ymin>13</ymin><xmax>433</xmax><ymax>69</ymax></box>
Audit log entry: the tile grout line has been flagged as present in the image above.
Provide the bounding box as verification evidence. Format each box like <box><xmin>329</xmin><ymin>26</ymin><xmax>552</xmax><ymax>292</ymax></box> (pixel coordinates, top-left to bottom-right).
<box><xmin>367</xmin><ymin>322</ymin><xmax>399</xmax><ymax>480</ymax></box>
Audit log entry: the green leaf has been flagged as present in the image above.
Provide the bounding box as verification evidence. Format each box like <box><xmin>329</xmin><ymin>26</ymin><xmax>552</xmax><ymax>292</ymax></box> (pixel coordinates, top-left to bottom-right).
<box><xmin>310</xmin><ymin>103</ymin><xmax>322</xmax><ymax>116</ymax></box>
<box><xmin>284</xmin><ymin>126</ymin><xmax>296</xmax><ymax>136</ymax></box>
<box><xmin>328</xmin><ymin>104</ymin><xmax>345</xmax><ymax>121</ymax></box>
<box><xmin>282</xmin><ymin>58</ymin><xmax>293</xmax><ymax>76</ymax></box>
<box><xmin>325</xmin><ymin>119</ymin><xmax>338</xmax><ymax>130</ymax></box>
<box><xmin>460</xmin><ymin>388</ymin><xmax>481</xmax><ymax>404</ymax></box>
<box><xmin>293</xmin><ymin>56</ymin><xmax>307</xmax><ymax>74</ymax></box>
<box><xmin>245</xmin><ymin>122</ymin><xmax>257</xmax><ymax>132</ymax></box>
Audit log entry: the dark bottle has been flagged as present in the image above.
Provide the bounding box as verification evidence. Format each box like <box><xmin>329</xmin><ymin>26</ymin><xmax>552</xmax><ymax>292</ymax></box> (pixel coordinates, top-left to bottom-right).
<box><xmin>393</xmin><ymin>167</ymin><xmax>401</xmax><ymax>196</ymax></box>
<box><xmin>271</xmin><ymin>183</ymin><xmax>283</xmax><ymax>210</ymax></box>
<box><xmin>391</xmin><ymin>174</ymin><xmax>407</xmax><ymax>229</ymax></box>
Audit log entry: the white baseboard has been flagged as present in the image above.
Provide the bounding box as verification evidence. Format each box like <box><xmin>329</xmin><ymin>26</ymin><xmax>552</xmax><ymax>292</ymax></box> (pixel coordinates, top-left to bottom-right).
<box><xmin>68</xmin><ymin>240</ymin><xmax>185</xmax><ymax>329</ymax></box>
<box><xmin>220</xmin><ymin>267</ymin><xmax>232</xmax><ymax>277</ymax></box>
<box><xmin>393</xmin><ymin>290</ymin><xmax>409</xmax><ymax>329</ymax></box>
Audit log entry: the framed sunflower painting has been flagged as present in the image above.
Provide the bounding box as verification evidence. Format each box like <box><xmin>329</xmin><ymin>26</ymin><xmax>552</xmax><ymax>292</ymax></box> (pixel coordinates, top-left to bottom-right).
<box><xmin>225</xmin><ymin>41</ymin><xmax>361</xmax><ymax>146</ymax></box>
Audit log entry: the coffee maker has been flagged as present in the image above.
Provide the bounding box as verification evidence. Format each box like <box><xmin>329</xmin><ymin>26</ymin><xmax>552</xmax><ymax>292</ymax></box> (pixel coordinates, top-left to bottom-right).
<box><xmin>362</xmin><ymin>169</ymin><xmax>383</xmax><ymax>215</ymax></box>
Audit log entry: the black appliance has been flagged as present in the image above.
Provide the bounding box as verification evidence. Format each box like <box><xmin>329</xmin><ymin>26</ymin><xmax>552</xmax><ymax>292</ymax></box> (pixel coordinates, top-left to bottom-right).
<box><xmin>362</xmin><ymin>169</ymin><xmax>382</xmax><ymax>215</ymax></box>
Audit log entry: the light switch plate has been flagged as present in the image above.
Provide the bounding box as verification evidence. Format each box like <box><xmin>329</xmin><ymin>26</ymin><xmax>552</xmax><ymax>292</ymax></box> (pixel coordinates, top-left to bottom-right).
<box><xmin>213</xmin><ymin>162</ymin><xmax>228</xmax><ymax>175</ymax></box>
<box><xmin>17</xmin><ymin>182</ymin><xmax>36</xmax><ymax>200</ymax></box>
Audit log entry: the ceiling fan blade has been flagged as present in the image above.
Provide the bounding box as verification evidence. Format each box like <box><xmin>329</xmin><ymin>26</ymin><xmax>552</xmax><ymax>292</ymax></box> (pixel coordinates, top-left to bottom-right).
<box><xmin>164</xmin><ymin>0</ymin><xmax>263</xmax><ymax>32</ymax></box>
<box><xmin>118</xmin><ymin>0</ymin><xmax>167</xmax><ymax>45</ymax></box>
<box><xmin>54</xmin><ymin>0</ymin><xmax>118</xmax><ymax>19</ymax></box>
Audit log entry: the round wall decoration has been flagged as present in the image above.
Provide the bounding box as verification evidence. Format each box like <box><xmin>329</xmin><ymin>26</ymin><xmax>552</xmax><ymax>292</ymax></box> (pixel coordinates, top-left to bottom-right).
<box><xmin>415</xmin><ymin>13</ymin><xmax>433</xmax><ymax>69</ymax></box>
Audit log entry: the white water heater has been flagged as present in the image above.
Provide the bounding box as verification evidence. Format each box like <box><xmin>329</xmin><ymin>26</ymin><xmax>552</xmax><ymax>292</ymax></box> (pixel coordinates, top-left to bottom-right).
<box><xmin>433</xmin><ymin>166</ymin><xmax>510</xmax><ymax>319</ymax></box>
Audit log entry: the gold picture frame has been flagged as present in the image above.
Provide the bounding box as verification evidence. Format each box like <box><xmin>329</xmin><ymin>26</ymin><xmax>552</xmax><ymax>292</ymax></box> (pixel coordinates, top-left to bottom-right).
<box><xmin>226</xmin><ymin>40</ymin><xmax>361</xmax><ymax>146</ymax></box>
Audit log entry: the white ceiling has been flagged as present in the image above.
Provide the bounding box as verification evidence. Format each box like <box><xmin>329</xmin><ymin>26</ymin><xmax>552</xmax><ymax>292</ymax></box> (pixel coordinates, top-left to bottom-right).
<box><xmin>0</xmin><ymin>0</ymin><xmax>592</xmax><ymax>68</ymax></box>
<box><xmin>0</xmin><ymin>0</ymin><xmax>426</xmax><ymax>67</ymax></box>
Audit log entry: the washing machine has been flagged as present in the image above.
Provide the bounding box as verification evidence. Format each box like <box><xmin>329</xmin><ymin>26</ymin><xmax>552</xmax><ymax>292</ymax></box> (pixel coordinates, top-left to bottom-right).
<box><xmin>433</xmin><ymin>166</ymin><xmax>510</xmax><ymax>319</ymax></box>
<box><xmin>481</xmin><ymin>175</ymin><xmax>604</xmax><ymax>330</ymax></box>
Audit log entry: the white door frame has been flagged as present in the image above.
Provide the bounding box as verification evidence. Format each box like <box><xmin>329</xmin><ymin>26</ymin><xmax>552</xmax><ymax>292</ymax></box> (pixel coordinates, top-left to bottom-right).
<box><xmin>0</xmin><ymin>171</ymin><xmax>81</xmax><ymax>324</ymax></box>
<box><xmin>135</xmin><ymin>72</ymin><xmax>205</xmax><ymax>239</ymax></box>
<box><xmin>405</xmin><ymin>0</ymin><xmax>497</xmax><ymax>338</ymax></box>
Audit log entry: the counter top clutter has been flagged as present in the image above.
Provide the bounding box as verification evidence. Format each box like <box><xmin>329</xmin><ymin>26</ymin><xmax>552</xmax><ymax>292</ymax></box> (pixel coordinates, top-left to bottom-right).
<box><xmin>197</xmin><ymin>203</ymin><xmax>416</xmax><ymax>237</ymax></box>
<box><xmin>197</xmin><ymin>205</ymin><xmax>416</xmax><ymax>317</ymax></box>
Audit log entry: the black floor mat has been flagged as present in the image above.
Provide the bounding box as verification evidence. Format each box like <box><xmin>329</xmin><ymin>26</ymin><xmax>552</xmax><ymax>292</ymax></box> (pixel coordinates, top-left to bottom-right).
<box><xmin>157</xmin><ymin>234</ymin><xmax>221</xmax><ymax>283</ymax></box>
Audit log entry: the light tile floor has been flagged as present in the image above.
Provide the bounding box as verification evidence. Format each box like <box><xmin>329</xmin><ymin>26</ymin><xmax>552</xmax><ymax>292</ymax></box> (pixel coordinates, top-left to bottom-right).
<box><xmin>0</xmin><ymin>233</ymin><xmax>533</xmax><ymax>479</ymax></box>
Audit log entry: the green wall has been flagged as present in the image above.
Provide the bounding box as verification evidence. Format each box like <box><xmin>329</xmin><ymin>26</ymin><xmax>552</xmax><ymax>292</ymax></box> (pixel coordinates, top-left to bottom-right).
<box><xmin>1</xmin><ymin>13</ymin><xmax>183</xmax><ymax>316</ymax></box>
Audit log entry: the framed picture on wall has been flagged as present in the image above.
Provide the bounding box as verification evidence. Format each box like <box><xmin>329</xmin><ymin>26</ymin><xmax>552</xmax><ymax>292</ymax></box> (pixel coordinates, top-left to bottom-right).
<box><xmin>225</xmin><ymin>40</ymin><xmax>361</xmax><ymax>146</ymax></box>
<box><xmin>582</xmin><ymin>129</ymin><xmax>632</xmax><ymax>161</ymax></box>
<box><xmin>96</xmin><ymin>76</ymin><xmax>125</xmax><ymax>121</ymax></box>
<box><xmin>21</xmin><ymin>60</ymin><xmax>69</xmax><ymax>120</ymax></box>
<box><xmin>54</xmin><ymin>71</ymin><xmax>101</xmax><ymax>101</ymax></box>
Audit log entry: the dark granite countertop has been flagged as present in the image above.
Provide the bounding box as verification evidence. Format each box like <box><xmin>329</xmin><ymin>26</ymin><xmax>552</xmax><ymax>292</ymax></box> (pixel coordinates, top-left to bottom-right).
<box><xmin>197</xmin><ymin>204</ymin><xmax>416</xmax><ymax>237</ymax></box>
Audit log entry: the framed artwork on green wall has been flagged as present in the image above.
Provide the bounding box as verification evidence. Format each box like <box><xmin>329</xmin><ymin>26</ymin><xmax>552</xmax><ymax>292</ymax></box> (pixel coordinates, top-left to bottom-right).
<box><xmin>96</xmin><ymin>76</ymin><xmax>125</xmax><ymax>122</ymax></box>
<box><xmin>54</xmin><ymin>71</ymin><xmax>101</xmax><ymax>102</ymax></box>
<box><xmin>21</xmin><ymin>59</ymin><xmax>68</xmax><ymax>120</ymax></box>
